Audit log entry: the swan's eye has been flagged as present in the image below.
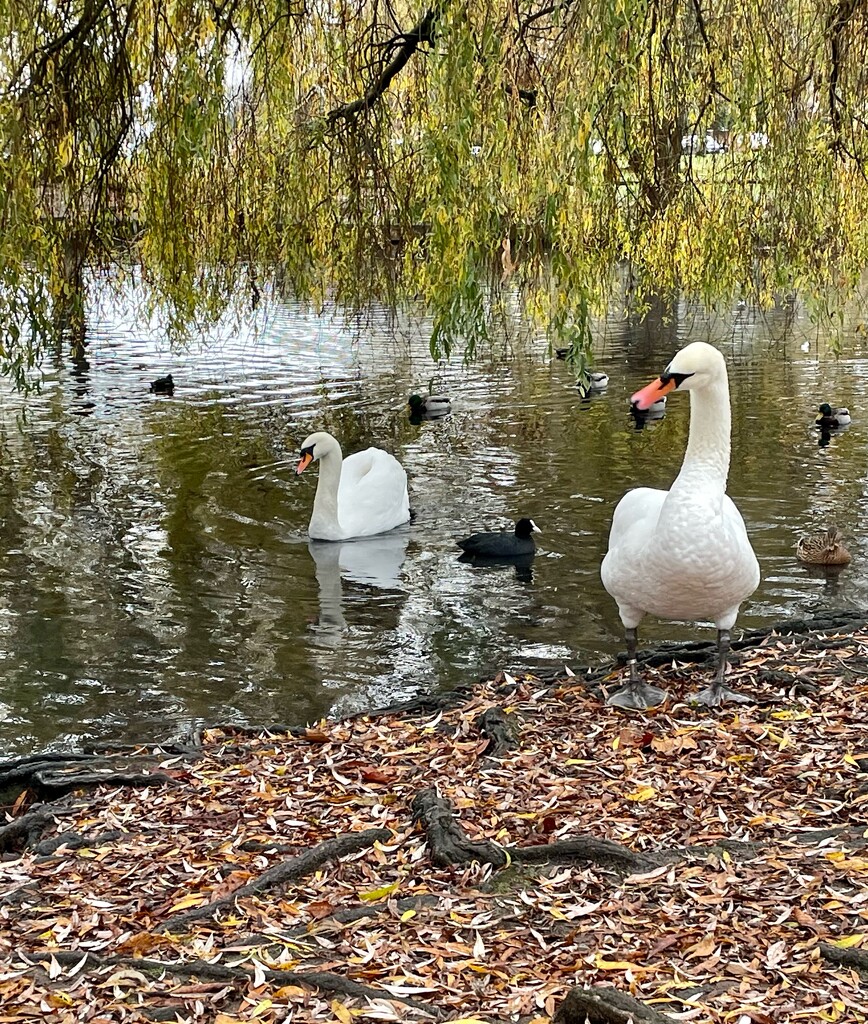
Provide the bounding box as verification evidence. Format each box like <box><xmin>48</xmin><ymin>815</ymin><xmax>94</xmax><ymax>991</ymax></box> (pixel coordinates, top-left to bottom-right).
<box><xmin>300</xmin><ymin>444</ymin><xmax>315</xmax><ymax>457</ymax></box>
<box><xmin>660</xmin><ymin>371</ymin><xmax>694</xmax><ymax>388</ymax></box>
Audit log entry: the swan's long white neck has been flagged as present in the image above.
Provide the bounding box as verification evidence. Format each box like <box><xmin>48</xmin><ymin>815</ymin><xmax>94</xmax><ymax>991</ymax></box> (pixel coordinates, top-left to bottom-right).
<box><xmin>310</xmin><ymin>443</ymin><xmax>343</xmax><ymax>536</ymax></box>
<box><xmin>671</xmin><ymin>371</ymin><xmax>731</xmax><ymax>495</ymax></box>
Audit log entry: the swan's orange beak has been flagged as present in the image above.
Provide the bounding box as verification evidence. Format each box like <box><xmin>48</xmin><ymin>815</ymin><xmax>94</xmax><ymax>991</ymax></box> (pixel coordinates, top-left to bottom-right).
<box><xmin>632</xmin><ymin>376</ymin><xmax>676</xmax><ymax>411</ymax></box>
<box><xmin>296</xmin><ymin>452</ymin><xmax>313</xmax><ymax>475</ymax></box>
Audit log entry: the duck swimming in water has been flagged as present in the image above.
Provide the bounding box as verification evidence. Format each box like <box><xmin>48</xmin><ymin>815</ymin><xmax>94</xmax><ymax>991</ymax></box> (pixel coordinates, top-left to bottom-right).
<box><xmin>816</xmin><ymin>403</ymin><xmax>851</xmax><ymax>428</ymax></box>
<box><xmin>408</xmin><ymin>394</ymin><xmax>452</xmax><ymax>418</ymax></box>
<box><xmin>150</xmin><ymin>374</ymin><xmax>174</xmax><ymax>395</ymax></box>
<box><xmin>796</xmin><ymin>526</ymin><xmax>851</xmax><ymax>566</ymax></box>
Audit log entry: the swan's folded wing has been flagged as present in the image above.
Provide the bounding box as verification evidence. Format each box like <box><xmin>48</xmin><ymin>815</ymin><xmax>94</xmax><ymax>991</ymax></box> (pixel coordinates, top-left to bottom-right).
<box><xmin>606</xmin><ymin>487</ymin><xmax>666</xmax><ymax>549</ymax></box>
<box><xmin>338</xmin><ymin>448</ymin><xmax>410</xmax><ymax>537</ymax></box>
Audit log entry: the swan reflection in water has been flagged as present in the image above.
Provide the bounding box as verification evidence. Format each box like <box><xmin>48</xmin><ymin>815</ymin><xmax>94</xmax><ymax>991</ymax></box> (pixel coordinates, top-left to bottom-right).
<box><xmin>307</xmin><ymin>530</ymin><xmax>411</xmax><ymax>642</ymax></box>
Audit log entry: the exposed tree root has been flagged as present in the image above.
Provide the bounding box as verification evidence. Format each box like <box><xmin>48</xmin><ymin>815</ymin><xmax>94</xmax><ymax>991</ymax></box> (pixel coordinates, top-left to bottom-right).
<box><xmin>0</xmin><ymin>806</ymin><xmax>54</xmax><ymax>853</ymax></box>
<box><xmin>161</xmin><ymin>828</ymin><xmax>391</xmax><ymax>932</ymax></box>
<box><xmin>554</xmin><ymin>984</ymin><xmax>676</xmax><ymax>1023</ymax></box>
<box><xmin>21</xmin><ymin>949</ymin><xmax>441</xmax><ymax>1017</ymax></box>
<box><xmin>475</xmin><ymin>706</ymin><xmax>519</xmax><ymax>756</ymax></box>
<box><xmin>514</xmin><ymin>836</ymin><xmax>659</xmax><ymax>873</ymax></box>
<box><xmin>0</xmin><ymin>752</ymin><xmax>175</xmax><ymax>803</ymax></box>
<box><xmin>34</xmin><ymin>827</ymin><xmax>129</xmax><ymax>857</ymax></box>
<box><xmin>820</xmin><ymin>940</ymin><xmax>868</xmax><ymax>976</ymax></box>
<box><xmin>413</xmin><ymin>787</ymin><xmax>761</xmax><ymax>876</ymax></box>
<box><xmin>411</xmin><ymin>787</ymin><xmax>510</xmax><ymax>867</ymax></box>
<box><xmin>219</xmin><ymin>896</ymin><xmax>443</xmax><ymax>958</ymax></box>
<box><xmin>283</xmin><ymin>895</ymin><xmax>441</xmax><ymax>938</ymax></box>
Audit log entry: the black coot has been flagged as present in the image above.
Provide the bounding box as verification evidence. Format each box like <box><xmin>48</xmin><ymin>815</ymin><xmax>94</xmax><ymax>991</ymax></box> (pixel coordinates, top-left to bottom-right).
<box><xmin>457</xmin><ymin>518</ymin><xmax>541</xmax><ymax>558</ymax></box>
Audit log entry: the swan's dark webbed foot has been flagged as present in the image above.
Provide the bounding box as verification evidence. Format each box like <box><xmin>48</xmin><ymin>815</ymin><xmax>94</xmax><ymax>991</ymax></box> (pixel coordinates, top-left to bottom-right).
<box><xmin>607</xmin><ymin>679</ymin><xmax>668</xmax><ymax>710</ymax></box>
<box><xmin>693</xmin><ymin>683</ymin><xmax>752</xmax><ymax>707</ymax></box>
<box><xmin>692</xmin><ymin>628</ymin><xmax>754</xmax><ymax>706</ymax></box>
<box><xmin>606</xmin><ymin>628</ymin><xmax>668</xmax><ymax>709</ymax></box>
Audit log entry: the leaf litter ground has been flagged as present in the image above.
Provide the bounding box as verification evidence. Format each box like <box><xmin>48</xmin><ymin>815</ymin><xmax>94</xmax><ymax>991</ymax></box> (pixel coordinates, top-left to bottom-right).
<box><xmin>3</xmin><ymin>620</ymin><xmax>868</xmax><ymax>1023</ymax></box>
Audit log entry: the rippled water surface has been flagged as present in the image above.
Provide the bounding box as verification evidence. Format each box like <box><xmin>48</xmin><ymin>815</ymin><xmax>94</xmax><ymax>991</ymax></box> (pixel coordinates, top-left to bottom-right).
<box><xmin>2</xmin><ymin>288</ymin><xmax>868</xmax><ymax>753</ymax></box>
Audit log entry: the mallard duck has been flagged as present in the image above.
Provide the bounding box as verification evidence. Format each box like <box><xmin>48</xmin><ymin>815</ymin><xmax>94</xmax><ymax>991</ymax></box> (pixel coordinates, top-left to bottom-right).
<box><xmin>576</xmin><ymin>370</ymin><xmax>609</xmax><ymax>394</ymax></box>
<box><xmin>817</xmin><ymin>403</ymin><xmax>851</xmax><ymax>428</ymax></box>
<box><xmin>150</xmin><ymin>374</ymin><xmax>174</xmax><ymax>395</ymax></box>
<box><xmin>457</xmin><ymin>518</ymin><xmax>541</xmax><ymax>558</ymax></box>
<box><xmin>408</xmin><ymin>394</ymin><xmax>451</xmax><ymax>417</ymax></box>
<box><xmin>296</xmin><ymin>431</ymin><xmax>410</xmax><ymax>540</ymax></box>
<box><xmin>796</xmin><ymin>526</ymin><xmax>851</xmax><ymax>566</ymax></box>
<box><xmin>601</xmin><ymin>341</ymin><xmax>760</xmax><ymax>709</ymax></box>
<box><xmin>631</xmin><ymin>394</ymin><xmax>667</xmax><ymax>414</ymax></box>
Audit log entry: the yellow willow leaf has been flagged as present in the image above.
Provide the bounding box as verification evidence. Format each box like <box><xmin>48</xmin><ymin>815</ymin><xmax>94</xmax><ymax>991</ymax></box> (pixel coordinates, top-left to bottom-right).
<box><xmin>167</xmin><ymin>894</ymin><xmax>205</xmax><ymax>912</ymax></box>
<box><xmin>766</xmin><ymin>729</ymin><xmax>790</xmax><ymax>749</ymax></box>
<box><xmin>400</xmin><ymin>909</ymin><xmax>416</xmax><ymax>922</ymax></box>
<box><xmin>831</xmin><ymin>934</ymin><xmax>865</xmax><ymax>948</ymax></box>
<box><xmin>828</xmin><ymin>855</ymin><xmax>868</xmax><ymax>872</ymax></box>
<box><xmin>770</xmin><ymin>709</ymin><xmax>811</xmax><ymax>721</ymax></box>
<box><xmin>272</xmin><ymin>985</ymin><xmax>308</xmax><ymax>998</ymax></box>
<box><xmin>359</xmin><ymin>882</ymin><xmax>399</xmax><ymax>901</ymax></box>
<box><xmin>331</xmin><ymin>1000</ymin><xmax>353</xmax><ymax>1024</ymax></box>
<box><xmin>625</xmin><ymin>786</ymin><xmax>656</xmax><ymax>802</ymax></box>
<box><xmin>250</xmin><ymin>999</ymin><xmax>273</xmax><ymax>1018</ymax></box>
<box><xmin>46</xmin><ymin>992</ymin><xmax>74</xmax><ymax>1008</ymax></box>
<box><xmin>594</xmin><ymin>955</ymin><xmax>645</xmax><ymax>971</ymax></box>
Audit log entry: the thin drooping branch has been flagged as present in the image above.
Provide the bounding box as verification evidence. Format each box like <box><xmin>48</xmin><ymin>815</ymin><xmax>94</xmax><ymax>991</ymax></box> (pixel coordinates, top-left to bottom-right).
<box><xmin>7</xmin><ymin>0</ymin><xmax>111</xmax><ymax>97</ymax></box>
<box><xmin>327</xmin><ymin>7</ymin><xmax>443</xmax><ymax>122</ymax></box>
<box><xmin>826</xmin><ymin>0</ymin><xmax>865</xmax><ymax>156</ymax></box>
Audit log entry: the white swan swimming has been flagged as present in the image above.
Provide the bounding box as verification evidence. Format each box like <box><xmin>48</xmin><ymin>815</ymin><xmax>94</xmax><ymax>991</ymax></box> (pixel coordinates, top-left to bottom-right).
<box><xmin>296</xmin><ymin>431</ymin><xmax>411</xmax><ymax>541</ymax></box>
<box><xmin>601</xmin><ymin>341</ymin><xmax>760</xmax><ymax>708</ymax></box>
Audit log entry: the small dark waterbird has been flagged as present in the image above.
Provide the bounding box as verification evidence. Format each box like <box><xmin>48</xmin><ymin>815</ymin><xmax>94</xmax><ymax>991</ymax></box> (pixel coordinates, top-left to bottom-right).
<box><xmin>408</xmin><ymin>393</ymin><xmax>451</xmax><ymax>418</ymax></box>
<box><xmin>816</xmin><ymin>403</ymin><xmax>851</xmax><ymax>428</ymax></box>
<box><xmin>150</xmin><ymin>374</ymin><xmax>175</xmax><ymax>396</ymax></box>
<box><xmin>457</xmin><ymin>518</ymin><xmax>541</xmax><ymax>559</ymax></box>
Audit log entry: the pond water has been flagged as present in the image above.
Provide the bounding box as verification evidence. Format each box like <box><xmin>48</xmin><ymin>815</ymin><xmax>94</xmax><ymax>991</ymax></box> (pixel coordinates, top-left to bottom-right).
<box><xmin>2</xmin><ymin>286</ymin><xmax>868</xmax><ymax>754</ymax></box>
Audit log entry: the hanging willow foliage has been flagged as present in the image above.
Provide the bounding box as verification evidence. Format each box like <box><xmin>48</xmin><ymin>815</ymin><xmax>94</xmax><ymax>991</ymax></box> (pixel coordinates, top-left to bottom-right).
<box><xmin>2</xmin><ymin>0</ymin><xmax>868</xmax><ymax>380</ymax></box>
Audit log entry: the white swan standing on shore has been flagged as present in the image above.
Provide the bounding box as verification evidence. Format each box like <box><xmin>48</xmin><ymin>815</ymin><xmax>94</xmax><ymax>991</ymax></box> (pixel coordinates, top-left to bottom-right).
<box><xmin>601</xmin><ymin>342</ymin><xmax>760</xmax><ymax>709</ymax></box>
<box><xmin>296</xmin><ymin>431</ymin><xmax>410</xmax><ymax>541</ymax></box>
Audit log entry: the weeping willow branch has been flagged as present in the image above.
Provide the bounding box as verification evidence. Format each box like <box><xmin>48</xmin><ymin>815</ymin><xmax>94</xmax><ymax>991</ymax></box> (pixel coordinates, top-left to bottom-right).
<box><xmin>826</xmin><ymin>0</ymin><xmax>867</xmax><ymax>157</ymax></box>
<box><xmin>327</xmin><ymin>6</ymin><xmax>444</xmax><ymax>123</ymax></box>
